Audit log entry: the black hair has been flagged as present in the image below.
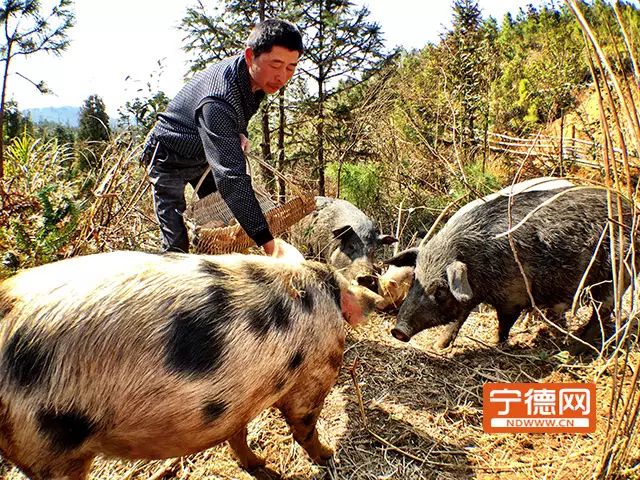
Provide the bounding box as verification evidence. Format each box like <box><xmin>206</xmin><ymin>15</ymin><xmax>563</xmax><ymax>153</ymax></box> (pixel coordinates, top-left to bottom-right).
<box><xmin>246</xmin><ymin>19</ymin><xmax>304</xmax><ymax>57</ymax></box>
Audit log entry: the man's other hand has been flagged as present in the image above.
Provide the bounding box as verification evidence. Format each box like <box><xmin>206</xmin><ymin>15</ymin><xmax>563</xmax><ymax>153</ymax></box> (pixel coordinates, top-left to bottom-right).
<box><xmin>240</xmin><ymin>134</ymin><xmax>250</xmax><ymax>153</ymax></box>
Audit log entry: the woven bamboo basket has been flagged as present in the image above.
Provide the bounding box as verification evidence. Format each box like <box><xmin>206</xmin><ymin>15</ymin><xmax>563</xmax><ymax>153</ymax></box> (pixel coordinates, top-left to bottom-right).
<box><xmin>184</xmin><ymin>166</ymin><xmax>315</xmax><ymax>254</ymax></box>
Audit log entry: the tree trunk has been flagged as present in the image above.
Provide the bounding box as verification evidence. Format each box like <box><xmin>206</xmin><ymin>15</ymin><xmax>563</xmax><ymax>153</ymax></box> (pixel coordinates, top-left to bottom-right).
<box><xmin>559</xmin><ymin>109</ymin><xmax>565</xmax><ymax>176</ymax></box>
<box><xmin>256</xmin><ymin>0</ymin><xmax>275</xmax><ymax>196</ymax></box>
<box><xmin>316</xmin><ymin>2</ymin><xmax>325</xmax><ymax>196</ymax></box>
<box><xmin>277</xmin><ymin>89</ymin><xmax>286</xmax><ymax>204</ymax></box>
<box><xmin>0</xmin><ymin>43</ymin><xmax>12</xmax><ymax>180</ymax></box>
<box><xmin>317</xmin><ymin>78</ymin><xmax>325</xmax><ymax>196</ymax></box>
<box><xmin>260</xmin><ymin>103</ymin><xmax>275</xmax><ymax>196</ymax></box>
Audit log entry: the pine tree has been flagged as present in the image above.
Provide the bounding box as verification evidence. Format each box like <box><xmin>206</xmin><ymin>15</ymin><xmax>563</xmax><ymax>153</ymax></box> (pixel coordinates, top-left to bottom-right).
<box><xmin>76</xmin><ymin>94</ymin><xmax>109</xmax><ymax>172</ymax></box>
<box><xmin>295</xmin><ymin>0</ymin><xmax>386</xmax><ymax>195</ymax></box>
<box><xmin>78</xmin><ymin>94</ymin><xmax>110</xmax><ymax>142</ymax></box>
<box><xmin>3</xmin><ymin>100</ymin><xmax>33</xmax><ymax>140</ymax></box>
<box><xmin>445</xmin><ymin>0</ymin><xmax>488</xmax><ymax>160</ymax></box>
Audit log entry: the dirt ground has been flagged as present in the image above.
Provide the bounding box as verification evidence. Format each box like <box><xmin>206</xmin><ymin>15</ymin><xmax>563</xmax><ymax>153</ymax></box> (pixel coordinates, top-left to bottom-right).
<box><xmin>1</xmin><ymin>309</ymin><xmax>638</xmax><ymax>480</ymax></box>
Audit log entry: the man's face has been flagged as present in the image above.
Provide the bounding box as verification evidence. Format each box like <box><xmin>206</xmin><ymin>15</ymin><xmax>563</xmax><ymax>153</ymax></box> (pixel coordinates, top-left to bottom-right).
<box><xmin>245</xmin><ymin>46</ymin><xmax>300</xmax><ymax>94</ymax></box>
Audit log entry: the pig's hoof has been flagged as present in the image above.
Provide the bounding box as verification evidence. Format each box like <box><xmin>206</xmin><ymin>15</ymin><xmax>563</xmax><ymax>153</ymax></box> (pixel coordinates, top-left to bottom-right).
<box><xmin>316</xmin><ymin>454</ymin><xmax>334</xmax><ymax>466</ymax></box>
<box><xmin>433</xmin><ymin>340</ymin><xmax>453</xmax><ymax>351</ymax></box>
<box><xmin>315</xmin><ymin>445</ymin><xmax>334</xmax><ymax>465</ymax></box>
<box><xmin>241</xmin><ymin>455</ymin><xmax>267</xmax><ymax>471</ymax></box>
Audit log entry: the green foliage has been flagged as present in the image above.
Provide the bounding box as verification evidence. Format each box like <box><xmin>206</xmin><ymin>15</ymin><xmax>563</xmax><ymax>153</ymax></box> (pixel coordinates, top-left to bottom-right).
<box><xmin>5</xmin><ymin>131</ymin><xmax>75</xmax><ymax>189</ymax></box>
<box><xmin>0</xmin><ymin>0</ymin><xmax>75</xmax><ymax>177</ymax></box>
<box><xmin>180</xmin><ymin>1</ymin><xmax>252</xmax><ymax>73</ymax></box>
<box><xmin>35</xmin><ymin>121</ymin><xmax>76</xmax><ymax>146</ymax></box>
<box><xmin>10</xmin><ymin>184</ymin><xmax>80</xmax><ymax>264</ymax></box>
<box><xmin>491</xmin><ymin>3</ymin><xmax>587</xmax><ymax>133</ymax></box>
<box><xmin>3</xmin><ymin>100</ymin><xmax>33</xmax><ymax>141</ymax></box>
<box><xmin>291</xmin><ymin>0</ymin><xmax>388</xmax><ymax>193</ymax></box>
<box><xmin>325</xmin><ymin>161</ymin><xmax>380</xmax><ymax>211</ymax></box>
<box><xmin>449</xmin><ymin>159</ymin><xmax>502</xmax><ymax>199</ymax></box>
<box><xmin>117</xmin><ymin>61</ymin><xmax>169</xmax><ymax>141</ymax></box>
<box><xmin>77</xmin><ymin>94</ymin><xmax>110</xmax><ymax>172</ymax></box>
<box><xmin>1</xmin><ymin>132</ymin><xmax>83</xmax><ymax>270</ymax></box>
<box><xmin>446</xmin><ymin>0</ymin><xmax>489</xmax><ymax>144</ymax></box>
<box><xmin>179</xmin><ymin>1</ymin><xmax>302</xmax><ymax>73</ymax></box>
<box><xmin>118</xmin><ymin>91</ymin><xmax>168</xmax><ymax>140</ymax></box>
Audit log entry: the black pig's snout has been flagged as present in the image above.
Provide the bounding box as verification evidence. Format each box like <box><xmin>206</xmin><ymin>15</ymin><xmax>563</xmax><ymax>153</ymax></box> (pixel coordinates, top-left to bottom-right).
<box><xmin>391</xmin><ymin>327</ymin><xmax>411</xmax><ymax>342</ymax></box>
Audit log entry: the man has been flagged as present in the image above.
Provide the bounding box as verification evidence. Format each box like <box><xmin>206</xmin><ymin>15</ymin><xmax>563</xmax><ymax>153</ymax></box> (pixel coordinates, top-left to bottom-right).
<box><xmin>144</xmin><ymin>19</ymin><xmax>303</xmax><ymax>254</ymax></box>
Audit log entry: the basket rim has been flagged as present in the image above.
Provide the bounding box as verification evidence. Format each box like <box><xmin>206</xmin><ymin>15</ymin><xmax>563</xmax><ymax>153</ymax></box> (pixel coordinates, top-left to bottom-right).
<box><xmin>193</xmin><ymin>193</ymin><xmax>316</xmax><ymax>254</ymax></box>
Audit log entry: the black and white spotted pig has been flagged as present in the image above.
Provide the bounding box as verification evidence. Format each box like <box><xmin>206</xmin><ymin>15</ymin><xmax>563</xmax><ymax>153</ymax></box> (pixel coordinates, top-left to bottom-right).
<box><xmin>0</xmin><ymin>251</ymin><xmax>382</xmax><ymax>479</ymax></box>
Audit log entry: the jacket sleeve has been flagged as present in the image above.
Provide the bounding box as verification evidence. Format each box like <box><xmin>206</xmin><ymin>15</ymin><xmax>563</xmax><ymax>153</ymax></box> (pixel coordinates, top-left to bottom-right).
<box><xmin>196</xmin><ymin>99</ymin><xmax>273</xmax><ymax>246</ymax></box>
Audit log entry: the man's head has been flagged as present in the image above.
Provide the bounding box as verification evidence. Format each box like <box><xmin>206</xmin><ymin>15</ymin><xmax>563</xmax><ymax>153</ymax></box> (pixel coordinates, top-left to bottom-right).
<box><xmin>245</xmin><ymin>19</ymin><xmax>303</xmax><ymax>94</ymax></box>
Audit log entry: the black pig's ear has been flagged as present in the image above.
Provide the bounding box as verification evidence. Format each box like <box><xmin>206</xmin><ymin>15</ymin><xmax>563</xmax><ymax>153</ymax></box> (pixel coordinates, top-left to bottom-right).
<box><xmin>383</xmin><ymin>248</ymin><xmax>419</xmax><ymax>267</ymax></box>
<box><xmin>377</xmin><ymin>234</ymin><xmax>398</xmax><ymax>245</ymax></box>
<box><xmin>446</xmin><ymin>260</ymin><xmax>473</xmax><ymax>302</ymax></box>
<box><xmin>332</xmin><ymin>225</ymin><xmax>358</xmax><ymax>248</ymax></box>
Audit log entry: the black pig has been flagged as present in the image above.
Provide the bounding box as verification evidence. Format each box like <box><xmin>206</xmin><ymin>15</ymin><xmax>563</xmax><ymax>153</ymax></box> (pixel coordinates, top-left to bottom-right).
<box><xmin>386</xmin><ymin>187</ymin><xmax>637</xmax><ymax>352</ymax></box>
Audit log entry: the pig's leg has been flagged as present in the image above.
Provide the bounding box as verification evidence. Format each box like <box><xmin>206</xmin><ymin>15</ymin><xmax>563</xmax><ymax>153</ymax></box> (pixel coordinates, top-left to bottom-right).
<box><xmin>572</xmin><ymin>287</ymin><xmax>614</xmax><ymax>354</ymax></box>
<box><xmin>496</xmin><ymin>308</ymin><xmax>521</xmax><ymax>344</ymax></box>
<box><xmin>276</xmin><ymin>374</ymin><xmax>336</xmax><ymax>464</ymax></box>
<box><xmin>228</xmin><ymin>424</ymin><xmax>265</xmax><ymax>470</ymax></box>
<box><xmin>434</xmin><ymin>318</ymin><xmax>464</xmax><ymax>350</ymax></box>
<box><xmin>32</xmin><ymin>455</ymin><xmax>93</xmax><ymax>480</ymax></box>
<box><xmin>569</xmin><ymin>275</ymin><xmax>624</xmax><ymax>355</ymax></box>
<box><xmin>279</xmin><ymin>403</ymin><xmax>333</xmax><ymax>464</ymax></box>
<box><xmin>60</xmin><ymin>457</ymin><xmax>93</xmax><ymax>480</ymax></box>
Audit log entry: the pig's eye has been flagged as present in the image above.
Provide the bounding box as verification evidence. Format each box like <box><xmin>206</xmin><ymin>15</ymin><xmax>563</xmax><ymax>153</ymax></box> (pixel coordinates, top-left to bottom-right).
<box><xmin>434</xmin><ymin>287</ymin><xmax>449</xmax><ymax>303</ymax></box>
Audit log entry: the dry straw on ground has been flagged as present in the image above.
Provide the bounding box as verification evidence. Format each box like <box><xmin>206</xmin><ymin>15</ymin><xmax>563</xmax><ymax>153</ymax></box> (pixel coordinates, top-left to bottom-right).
<box><xmin>1</xmin><ymin>309</ymin><xmax>638</xmax><ymax>480</ymax></box>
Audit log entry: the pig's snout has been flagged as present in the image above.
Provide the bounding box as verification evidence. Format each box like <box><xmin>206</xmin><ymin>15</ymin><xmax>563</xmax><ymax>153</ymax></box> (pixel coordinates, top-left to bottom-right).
<box><xmin>391</xmin><ymin>325</ymin><xmax>412</xmax><ymax>342</ymax></box>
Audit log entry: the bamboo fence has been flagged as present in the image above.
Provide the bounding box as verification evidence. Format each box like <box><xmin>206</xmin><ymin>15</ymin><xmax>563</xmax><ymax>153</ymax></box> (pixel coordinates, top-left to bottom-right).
<box><xmin>485</xmin><ymin>131</ymin><xmax>640</xmax><ymax>171</ymax></box>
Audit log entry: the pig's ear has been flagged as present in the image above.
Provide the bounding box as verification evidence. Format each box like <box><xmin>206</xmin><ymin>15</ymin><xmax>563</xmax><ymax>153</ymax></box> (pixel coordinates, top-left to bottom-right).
<box><xmin>341</xmin><ymin>284</ymin><xmax>385</xmax><ymax>326</ymax></box>
<box><xmin>383</xmin><ymin>248</ymin><xmax>419</xmax><ymax>267</ymax></box>
<box><xmin>332</xmin><ymin>225</ymin><xmax>356</xmax><ymax>247</ymax></box>
<box><xmin>377</xmin><ymin>234</ymin><xmax>398</xmax><ymax>245</ymax></box>
<box><xmin>332</xmin><ymin>225</ymin><xmax>353</xmax><ymax>238</ymax></box>
<box><xmin>446</xmin><ymin>260</ymin><xmax>473</xmax><ymax>302</ymax></box>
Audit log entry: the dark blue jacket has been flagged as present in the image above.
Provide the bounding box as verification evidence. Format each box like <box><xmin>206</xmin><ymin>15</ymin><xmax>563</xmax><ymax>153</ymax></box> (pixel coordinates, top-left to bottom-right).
<box><xmin>152</xmin><ymin>55</ymin><xmax>272</xmax><ymax>245</ymax></box>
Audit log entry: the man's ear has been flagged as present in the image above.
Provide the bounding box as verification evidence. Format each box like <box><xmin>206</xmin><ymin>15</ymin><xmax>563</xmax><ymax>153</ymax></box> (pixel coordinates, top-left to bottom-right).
<box><xmin>244</xmin><ymin>47</ymin><xmax>254</xmax><ymax>65</ymax></box>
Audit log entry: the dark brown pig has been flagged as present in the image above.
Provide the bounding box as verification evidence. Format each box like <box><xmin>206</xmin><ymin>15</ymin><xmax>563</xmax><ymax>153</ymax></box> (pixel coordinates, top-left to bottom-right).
<box><xmin>0</xmin><ymin>250</ymin><xmax>382</xmax><ymax>479</ymax></box>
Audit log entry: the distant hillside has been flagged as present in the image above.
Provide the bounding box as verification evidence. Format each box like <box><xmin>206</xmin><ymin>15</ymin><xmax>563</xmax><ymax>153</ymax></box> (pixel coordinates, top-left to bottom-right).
<box><xmin>24</xmin><ymin>106</ymin><xmax>80</xmax><ymax>127</ymax></box>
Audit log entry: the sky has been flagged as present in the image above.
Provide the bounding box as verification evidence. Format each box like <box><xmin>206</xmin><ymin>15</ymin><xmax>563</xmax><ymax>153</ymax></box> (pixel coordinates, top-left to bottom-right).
<box><xmin>9</xmin><ymin>0</ymin><xmax>553</xmax><ymax>118</ymax></box>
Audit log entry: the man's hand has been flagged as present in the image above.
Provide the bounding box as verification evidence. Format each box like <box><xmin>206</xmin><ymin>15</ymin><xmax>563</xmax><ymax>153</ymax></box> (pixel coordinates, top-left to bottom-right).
<box><xmin>268</xmin><ymin>238</ymin><xmax>305</xmax><ymax>263</ymax></box>
<box><xmin>240</xmin><ymin>134</ymin><xmax>250</xmax><ymax>153</ymax></box>
<box><xmin>262</xmin><ymin>239</ymin><xmax>275</xmax><ymax>255</ymax></box>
